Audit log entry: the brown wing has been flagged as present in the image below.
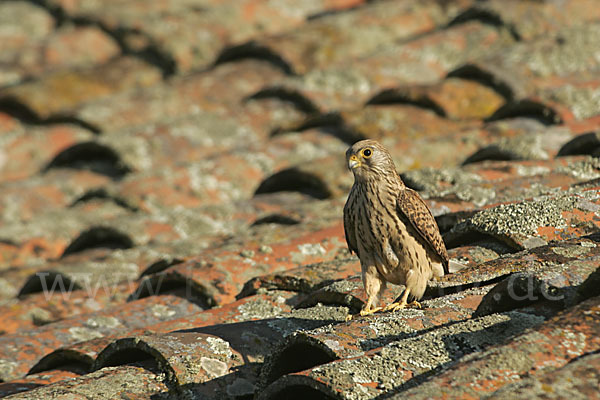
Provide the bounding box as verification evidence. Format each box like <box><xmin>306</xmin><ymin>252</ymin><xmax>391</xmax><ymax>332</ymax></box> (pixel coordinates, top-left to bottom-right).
<box><xmin>397</xmin><ymin>187</ymin><xmax>449</xmax><ymax>273</ymax></box>
<box><xmin>343</xmin><ymin>186</ymin><xmax>358</xmax><ymax>255</ymax></box>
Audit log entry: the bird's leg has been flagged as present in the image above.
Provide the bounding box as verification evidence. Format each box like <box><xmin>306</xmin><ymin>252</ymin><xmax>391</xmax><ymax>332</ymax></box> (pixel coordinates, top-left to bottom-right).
<box><xmin>360</xmin><ymin>295</ymin><xmax>383</xmax><ymax>317</ymax></box>
<box><xmin>360</xmin><ymin>269</ymin><xmax>385</xmax><ymax>317</ymax></box>
<box><xmin>383</xmin><ymin>288</ymin><xmax>421</xmax><ymax>312</ymax></box>
<box><xmin>346</xmin><ymin>266</ymin><xmax>384</xmax><ymax>321</ymax></box>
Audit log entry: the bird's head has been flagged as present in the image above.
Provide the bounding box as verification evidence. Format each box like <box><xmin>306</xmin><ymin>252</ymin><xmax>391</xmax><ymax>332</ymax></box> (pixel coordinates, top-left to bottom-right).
<box><xmin>346</xmin><ymin>139</ymin><xmax>396</xmax><ymax>181</ymax></box>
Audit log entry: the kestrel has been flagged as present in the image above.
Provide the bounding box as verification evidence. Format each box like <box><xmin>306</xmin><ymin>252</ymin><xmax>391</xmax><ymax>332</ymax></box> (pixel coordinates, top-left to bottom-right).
<box><xmin>343</xmin><ymin>139</ymin><xmax>449</xmax><ymax>318</ymax></box>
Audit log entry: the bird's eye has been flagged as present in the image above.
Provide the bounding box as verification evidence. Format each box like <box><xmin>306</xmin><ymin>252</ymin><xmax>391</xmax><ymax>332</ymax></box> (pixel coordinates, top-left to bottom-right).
<box><xmin>362</xmin><ymin>148</ymin><xmax>372</xmax><ymax>158</ymax></box>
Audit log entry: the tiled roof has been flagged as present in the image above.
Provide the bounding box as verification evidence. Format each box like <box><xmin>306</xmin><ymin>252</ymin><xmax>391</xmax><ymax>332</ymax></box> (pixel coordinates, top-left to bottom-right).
<box><xmin>1</xmin><ymin>0</ymin><xmax>600</xmax><ymax>398</ymax></box>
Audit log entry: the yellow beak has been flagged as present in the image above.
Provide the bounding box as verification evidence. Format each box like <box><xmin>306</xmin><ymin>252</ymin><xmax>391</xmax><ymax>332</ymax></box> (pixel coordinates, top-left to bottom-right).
<box><xmin>348</xmin><ymin>154</ymin><xmax>360</xmax><ymax>170</ymax></box>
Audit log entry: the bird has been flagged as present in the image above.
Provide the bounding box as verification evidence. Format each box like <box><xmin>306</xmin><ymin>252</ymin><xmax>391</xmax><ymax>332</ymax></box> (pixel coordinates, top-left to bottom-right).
<box><xmin>343</xmin><ymin>139</ymin><xmax>449</xmax><ymax>319</ymax></box>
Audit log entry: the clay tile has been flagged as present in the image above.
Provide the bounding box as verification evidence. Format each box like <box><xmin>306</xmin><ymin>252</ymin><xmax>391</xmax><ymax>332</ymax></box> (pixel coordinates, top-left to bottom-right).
<box><xmin>0</xmin><ymin>295</ymin><xmax>200</xmax><ymax>381</ymax></box>
<box><xmin>444</xmin><ymin>185</ymin><xmax>600</xmax><ymax>250</ymax></box>
<box><xmin>5</xmin><ymin>24</ymin><xmax>121</xmax><ymax>89</ymax></box>
<box><xmin>460</xmin><ymin>121</ymin><xmax>577</xmax><ymax>165</ymax></box>
<box><xmin>92</xmin><ymin>304</ymin><xmax>345</xmax><ymax>398</ymax></box>
<box><xmin>238</xmin><ymin>257</ymin><xmax>359</xmax><ymax>299</ymax></box>
<box><xmin>470</xmin><ymin>0</ymin><xmax>600</xmax><ymax>41</ymax></box>
<box><xmin>246</xmin><ymin>86</ymin><xmax>321</xmax><ymax>115</ymax></box>
<box><xmin>29</xmin><ymin>337</ymin><xmax>114</xmax><ymax>376</ymax></box>
<box><xmin>474</xmin><ymin>234</ymin><xmax>600</xmax><ymax>317</ymax></box>
<box><xmin>28</xmin><ymin>291</ymin><xmax>297</xmax><ymax>377</ymax></box>
<box><xmin>254</xmin><ymin>165</ymin><xmax>336</xmax><ymax>200</ymax></box>
<box><xmin>486</xmin><ymin>98</ymin><xmax>563</xmax><ymax>125</ymax></box>
<box><xmin>394</xmin><ymin>296</ymin><xmax>600</xmax><ymax>398</ymax></box>
<box><xmin>0</xmin><ymin>124</ymin><xmax>94</xmax><ymax>183</ymax></box>
<box><xmin>75</xmin><ymin>60</ymin><xmax>286</xmax><ymax>133</ymax></box>
<box><xmin>447</xmin><ymin>245</ymin><xmax>500</xmax><ymax>269</ymax></box>
<box><xmin>0</xmin><ymin>170</ymin><xmax>113</xmax><ymax>233</ymax></box>
<box><xmin>259</xmin><ymin>311</ymin><xmax>543</xmax><ymax>400</ymax></box>
<box><xmin>453</xmin><ymin>22</ymin><xmax>600</xmax><ymax>124</ymax></box>
<box><xmin>4</xmin><ymin>363</ymin><xmax>169</xmax><ymax>399</ymax></box>
<box><xmin>487</xmin><ymin>351</ymin><xmax>600</xmax><ymax>398</ymax></box>
<box><xmin>433</xmin><ymin>235</ymin><xmax>600</xmax><ymax>305</ymax></box>
<box><xmin>0</xmin><ymin>369</ymin><xmax>81</xmax><ymax>398</ymax></box>
<box><xmin>576</xmin><ymin>263</ymin><xmax>600</xmax><ymax>303</ymax></box>
<box><xmin>447</xmin><ymin>62</ymin><xmax>526</xmax><ymax>100</ymax></box>
<box><xmin>1</xmin><ymin>270</ymin><xmax>162</xmax><ymax>336</ymax></box>
<box><xmin>403</xmin><ymin>156</ymin><xmax>600</xmax><ymax>219</ymax></box>
<box><xmin>41</xmin><ymin>0</ymin><xmax>367</xmax><ymax>75</ymax></box>
<box><xmin>558</xmin><ymin>131</ymin><xmax>600</xmax><ymax>157</ymax></box>
<box><xmin>237</xmin><ymin>0</ymin><xmax>473</xmax><ymax>77</ymax></box>
<box><xmin>260</xmin><ymin>285</ymin><xmax>489</xmax><ymax>390</ymax></box>
<box><xmin>94</xmin><ymin>332</ymin><xmax>245</xmax><ymax>387</ymax></box>
<box><xmin>0</xmin><ymin>2</ymin><xmax>54</xmax><ymax>86</ymax></box>
<box><xmin>43</xmin><ymin>141</ymin><xmax>132</xmax><ymax>180</ymax></box>
<box><xmin>0</xmin><ymin>56</ymin><xmax>161</xmax><ymax>121</ymax></box>
<box><xmin>133</xmin><ymin>221</ymin><xmax>349</xmax><ymax>306</ymax></box>
<box><xmin>368</xmin><ymin>78</ymin><xmax>505</xmax><ymax>120</ymax></box>
<box><xmin>335</xmin><ymin>105</ymin><xmax>491</xmax><ymax>169</ymax></box>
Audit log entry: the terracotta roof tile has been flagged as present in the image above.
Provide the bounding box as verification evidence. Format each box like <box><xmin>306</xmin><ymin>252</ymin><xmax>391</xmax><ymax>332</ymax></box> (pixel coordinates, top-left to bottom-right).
<box><xmin>0</xmin><ymin>369</ymin><xmax>81</xmax><ymax>398</ymax></box>
<box><xmin>391</xmin><ymin>295</ymin><xmax>600</xmax><ymax>399</ymax></box>
<box><xmin>445</xmin><ymin>185</ymin><xmax>600</xmax><ymax>250</ymax></box>
<box><xmin>91</xmin><ymin>303</ymin><xmax>347</xmax><ymax>398</ymax></box>
<box><xmin>259</xmin><ymin>310</ymin><xmax>544</xmax><ymax>399</ymax></box>
<box><xmin>405</xmin><ymin>156</ymin><xmax>600</xmax><ymax>214</ymax></box>
<box><xmin>4</xmin><ymin>363</ymin><xmax>168</xmax><ymax>400</ymax></box>
<box><xmin>28</xmin><ymin>290</ymin><xmax>297</xmax><ymax>378</ymax></box>
<box><xmin>260</xmin><ymin>285</ymin><xmax>491</xmax><ymax>391</ymax></box>
<box><xmin>133</xmin><ymin>221</ymin><xmax>349</xmax><ymax>306</ymax></box>
<box><xmin>0</xmin><ymin>2</ymin><xmax>55</xmax><ymax>86</ymax></box>
<box><xmin>0</xmin><ymin>124</ymin><xmax>94</xmax><ymax>183</ymax></box>
<box><xmin>74</xmin><ymin>60</ymin><xmax>287</xmax><ymax>133</ymax></box>
<box><xmin>369</xmin><ymin>78</ymin><xmax>506</xmax><ymax>120</ymax></box>
<box><xmin>487</xmin><ymin>351</ymin><xmax>600</xmax><ymax>399</ymax></box>
<box><xmin>3</xmin><ymin>24</ymin><xmax>120</xmax><ymax>88</ymax></box>
<box><xmin>1</xmin><ymin>0</ymin><xmax>599</xmax><ymax>398</ymax></box>
<box><xmin>433</xmin><ymin>234</ymin><xmax>600</xmax><ymax>304</ymax></box>
<box><xmin>41</xmin><ymin>0</ymin><xmax>368</xmax><ymax>74</ymax></box>
<box><xmin>470</xmin><ymin>0</ymin><xmax>600</xmax><ymax>41</ymax></box>
<box><xmin>0</xmin><ymin>295</ymin><xmax>200</xmax><ymax>381</ymax></box>
<box><xmin>451</xmin><ymin>22</ymin><xmax>600</xmax><ymax>124</ymax></box>
<box><xmin>240</xmin><ymin>0</ymin><xmax>474</xmax><ymax>76</ymax></box>
<box><xmin>0</xmin><ymin>56</ymin><xmax>162</xmax><ymax>121</ymax></box>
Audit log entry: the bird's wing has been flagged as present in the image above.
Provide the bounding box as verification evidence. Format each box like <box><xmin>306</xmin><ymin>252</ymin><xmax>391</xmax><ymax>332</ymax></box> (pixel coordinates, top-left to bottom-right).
<box><xmin>343</xmin><ymin>186</ymin><xmax>358</xmax><ymax>255</ymax></box>
<box><xmin>397</xmin><ymin>187</ymin><xmax>449</xmax><ymax>273</ymax></box>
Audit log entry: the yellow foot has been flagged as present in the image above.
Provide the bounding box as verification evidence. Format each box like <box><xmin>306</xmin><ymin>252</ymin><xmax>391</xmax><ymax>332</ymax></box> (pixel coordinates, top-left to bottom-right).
<box><xmin>409</xmin><ymin>300</ymin><xmax>422</xmax><ymax>309</ymax></box>
<box><xmin>346</xmin><ymin>306</ymin><xmax>382</xmax><ymax>321</ymax></box>
<box><xmin>383</xmin><ymin>301</ymin><xmax>406</xmax><ymax>312</ymax></box>
<box><xmin>360</xmin><ymin>306</ymin><xmax>382</xmax><ymax>317</ymax></box>
<box><xmin>383</xmin><ymin>300</ymin><xmax>421</xmax><ymax>313</ymax></box>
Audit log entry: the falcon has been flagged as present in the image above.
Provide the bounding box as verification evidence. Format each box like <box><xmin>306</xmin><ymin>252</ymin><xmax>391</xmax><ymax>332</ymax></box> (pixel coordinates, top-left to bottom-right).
<box><xmin>343</xmin><ymin>139</ymin><xmax>449</xmax><ymax>318</ymax></box>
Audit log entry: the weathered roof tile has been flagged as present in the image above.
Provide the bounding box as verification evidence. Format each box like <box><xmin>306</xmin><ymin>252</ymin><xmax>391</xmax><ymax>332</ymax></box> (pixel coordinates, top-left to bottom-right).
<box><xmin>2</xmin><ymin>0</ymin><xmax>599</xmax><ymax>398</ymax></box>
<box><xmin>244</xmin><ymin>0</ymin><xmax>473</xmax><ymax>76</ymax></box>
<box><xmin>75</xmin><ymin>60</ymin><xmax>287</xmax><ymax>133</ymax></box>
<box><xmin>0</xmin><ymin>56</ymin><xmax>162</xmax><ymax>121</ymax></box>
<box><xmin>259</xmin><ymin>311</ymin><xmax>543</xmax><ymax>400</ymax></box>
<box><xmin>487</xmin><ymin>350</ymin><xmax>600</xmax><ymax>399</ymax></box>
<box><xmin>0</xmin><ymin>295</ymin><xmax>200</xmax><ymax>380</ymax></box>
<box><xmin>5</xmin><ymin>363</ymin><xmax>169</xmax><ymax>400</ymax></box>
<box><xmin>444</xmin><ymin>185</ymin><xmax>600</xmax><ymax>250</ymax></box>
<box><xmin>391</xmin><ymin>295</ymin><xmax>600</xmax><ymax>399</ymax></box>
<box><xmin>0</xmin><ymin>2</ymin><xmax>55</xmax><ymax>86</ymax></box>
<box><xmin>134</xmin><ymin>221</ymin><xmax>348</xmax><ymax>306</ymax></box>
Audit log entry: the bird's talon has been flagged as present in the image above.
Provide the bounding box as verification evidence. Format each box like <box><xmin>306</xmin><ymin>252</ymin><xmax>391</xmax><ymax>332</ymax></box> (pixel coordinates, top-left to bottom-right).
<box><xmin>383</xmin><ymin>301</ymin><xmax>408</xmax><ymax>313</ymax></box>
<box><xmin>359</xmin><ymin>306</ymin><xmax>382</xmax><ymax>317</ymax></box>
<box><xmin>409</xmin><ymin>301</ymin><xmax>422</xmax><ymax>309</ymax></box>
